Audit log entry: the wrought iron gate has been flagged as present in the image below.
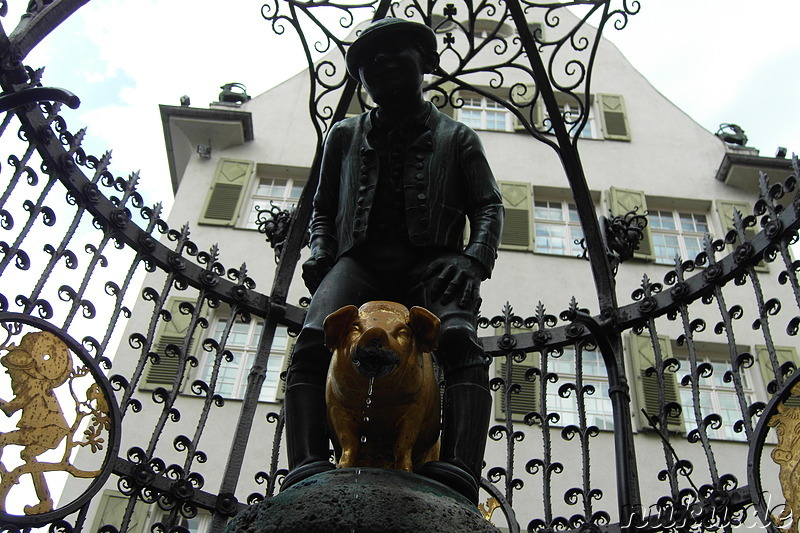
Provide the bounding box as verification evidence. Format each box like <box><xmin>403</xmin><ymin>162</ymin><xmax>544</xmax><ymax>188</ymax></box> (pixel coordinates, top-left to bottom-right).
<box><xmin>0</xmin><ymin>1</ymin><xmax>798</xmax><ymax>532</ymax></box>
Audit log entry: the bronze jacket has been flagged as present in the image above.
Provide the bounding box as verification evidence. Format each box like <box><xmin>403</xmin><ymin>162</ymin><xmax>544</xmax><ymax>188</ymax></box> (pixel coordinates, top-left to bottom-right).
<box><xmin>309</xmin><ymin>103</ymin><xmax>504</xmax><ymax>278</ymax></box>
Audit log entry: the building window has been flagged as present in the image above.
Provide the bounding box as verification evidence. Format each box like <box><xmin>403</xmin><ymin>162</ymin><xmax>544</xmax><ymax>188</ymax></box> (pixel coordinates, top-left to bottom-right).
<box><xmin>200</xmin><ymin>318</ymin><xmax>289</xmax><ymax>402</ymax></box>
<box><xmin>242</xmin><ymin>176</ymin><xmax>304</xmax><ymax>229</ymax></box>
<box><xmin>543</xmin><ymin>100</ymin><xmax>597</xmax><ymax>139</ymax></box>
<box><xmin>649</xmin><ymin>210</ymin><xmax>709</xmax><ymax>265</ymax></box>
<box><xmin>497</xmin><ymin>342</ymin><xmax>613</xmax><ymax>430</ymax></box>
<box><xmin>457</xmin><ymin>92</ymin><xmax>512</xmax><ymax>132</ymax></box>
<box><xmin>547</xmin><ymin>347</ymin><xmax>614</xmax><ymax>430</ymax></box>
<box><xmin>534</xmin><ymin>200</ymin><xmax>584</xmax><ymax>257</ymax></box>
<box><xmin>675</xmin><ymin>358</ymin><xmax>753</xmax><ymax>441</ymax></box>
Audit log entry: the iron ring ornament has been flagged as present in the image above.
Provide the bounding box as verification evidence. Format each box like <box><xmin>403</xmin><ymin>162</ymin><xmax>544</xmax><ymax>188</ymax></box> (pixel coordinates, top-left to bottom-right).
<box><xmin>0</xmin><ymin>313</ymin><xmax>120</xmax><ymax>527</ymax></box>
<box><xmin>747</xmin><ymin>364</ymin><xmax>800</xmax><ymax>533</ymax></box>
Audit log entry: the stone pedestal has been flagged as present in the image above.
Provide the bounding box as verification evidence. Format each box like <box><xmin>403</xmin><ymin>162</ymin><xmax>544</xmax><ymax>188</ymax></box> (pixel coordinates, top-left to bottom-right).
<box><xmin>224</xmin><ymin>468</ymin><xmax>501</xmax><ymax>533</ymax></box>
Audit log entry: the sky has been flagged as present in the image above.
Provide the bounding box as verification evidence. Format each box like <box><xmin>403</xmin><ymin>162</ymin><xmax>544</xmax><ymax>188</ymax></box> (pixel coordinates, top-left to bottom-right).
<box><xmin>10</xmin><ymin>0</ymin><xmax>800</xmax><ymax>216</ymax></box>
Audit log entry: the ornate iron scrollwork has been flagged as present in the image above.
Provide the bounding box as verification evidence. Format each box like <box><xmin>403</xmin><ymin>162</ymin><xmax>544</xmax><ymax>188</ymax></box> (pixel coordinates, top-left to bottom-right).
<box><xmin>256</xmin><ymin>203</ymin><xmax>307</xmax><ymax>263</ymax></box>
<box><xmin>600</xmin><ymin>207</ymin><xmax>648</xmax><ymax>272</ymax></box>
<box><xmin>0</xmin><ymin>315</ymin><xmax>119</xmax><ymax>527</ymax></box>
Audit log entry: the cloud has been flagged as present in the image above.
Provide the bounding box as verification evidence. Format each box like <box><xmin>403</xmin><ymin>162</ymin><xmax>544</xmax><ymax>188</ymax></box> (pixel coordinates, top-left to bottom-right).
<box><xmin>605</xmin><ymin>0</ymin><xmax>800</xmax><ymax>154</ymax></box>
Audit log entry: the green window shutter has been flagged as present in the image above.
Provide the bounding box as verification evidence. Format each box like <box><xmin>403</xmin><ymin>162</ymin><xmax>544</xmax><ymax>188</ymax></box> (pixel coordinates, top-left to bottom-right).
<box><xmin>91</xmin><ymin>491</ymin><xmax>148</xmax><ymax>533</ymax></box>
<box><xmin>608</xmin><ymin>187</ymin><xmax>654</xmax><ymax>260</ymax></box>
<box><xmin>628</xmin><ymin>333</ymin><xmax>683</xmax><ymax>432</ymax></box>
<box><xmin>199</xmin><ymin>158</ymin><xmax>254</xmax><ymax>226</ymax></box>
<box><xmin>716</xmin><ymin>200</ymin><xmax>754</xmax><ymax>240</ymax></box>
<box><xmin>756</xmin><ymin>345</ymin><xmax>799</xmax><ymax>406</ymax></box>
<box><xmin>494</xmin><ymin>328</ymin><xmax>539</xmax><ymax>421</ymax></box>
<box><xmin>716</xmin><ymin>200</ymin><xmax>767</xmax><ymax>271</ymax></box>
<box><xmin>143</xmin><ymin>297</ymin><xmax>200</xmax><ymax>389</ymax></box>
<box><xmin>498</xmin><ymin>181</ymin><xmax>533</xmax><ymax>251</ymax></box>
<box><xmin>494</xmin><ymin>335</ymin><xmax>540</xmax><ymax>422</ymax></box>
<box><xmin>274</xmin><ymin>334</ymin><xmax>296</xmax><ymax>402</ymax></box>
<box><xmin>511</xmin><ymin>89</ymin><xmax>538</xmax><ymax>133</ymax></box>
<box><xmin>597</xmin><ymin>93</ymin><xmax>630</xmax><ymax>141</ymax></box>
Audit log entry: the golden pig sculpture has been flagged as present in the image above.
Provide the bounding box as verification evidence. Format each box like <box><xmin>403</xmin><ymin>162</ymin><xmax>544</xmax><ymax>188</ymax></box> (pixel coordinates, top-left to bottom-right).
<box><xmin>323</xmin><ymin>301</ymin><xmax>441</xmax><ymax>472</ymax></box>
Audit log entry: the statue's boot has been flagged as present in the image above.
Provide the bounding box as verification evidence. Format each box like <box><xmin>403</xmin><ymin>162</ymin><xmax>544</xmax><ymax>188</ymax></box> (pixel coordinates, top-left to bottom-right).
<box><xmin>417</xmin><ymin>382</ymin><xmax>492</xmax><ymax>505</ymax></box>
<box><xmin>281</xmin><ymin>382</ymin><xmax>334</xmax><ymax>491</ymax></box>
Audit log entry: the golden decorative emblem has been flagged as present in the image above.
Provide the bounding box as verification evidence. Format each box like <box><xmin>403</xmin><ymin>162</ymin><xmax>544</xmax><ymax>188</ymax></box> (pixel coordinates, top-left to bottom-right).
<box><xmin>479</xmin><ymin>496</ymin><xmax>500</xmax><ymax>521</ymax></box>
<box><xmin>768</xmin><ymin>382</ymin><xmax>800</xmax><ymax>533</ymax></box>
<box><xmin>0</xmin><ymin>331</ymin><xmax>110</xmax><ymax>515</ymax></box>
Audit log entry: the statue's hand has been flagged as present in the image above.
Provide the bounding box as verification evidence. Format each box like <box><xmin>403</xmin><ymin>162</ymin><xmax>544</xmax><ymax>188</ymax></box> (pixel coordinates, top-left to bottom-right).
<box><xmin>302</xmin><ymin>253</ymin><xmax>333</xmax><ymax>294</ymax></box>
<box><xmin>424</xmin><ymin>253</ymin><xmax>485</xmax><ymax>308</ymax></box>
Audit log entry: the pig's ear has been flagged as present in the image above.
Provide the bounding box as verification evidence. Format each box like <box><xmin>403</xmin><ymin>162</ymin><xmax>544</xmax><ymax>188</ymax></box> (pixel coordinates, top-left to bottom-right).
<box><xmin>323</xmin><ymin>305</ymin><xmax>360</xmax><ymax>350</ymax></box>
<box><xmin>409</xmin><ymin>306</ymin><xmax>440</xmax><ymax>352</ymax></box>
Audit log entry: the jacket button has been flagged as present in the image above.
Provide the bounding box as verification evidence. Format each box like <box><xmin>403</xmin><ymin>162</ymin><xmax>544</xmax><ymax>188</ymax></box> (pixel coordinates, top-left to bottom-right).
<box><xmin>417</xmin><ymin>193</ymin><xmax>426</xmax><ymax>201</ymax></box>
<box><xmin>357</xmin><ymin>197</ymin><xmax>364</xmax><ymax>206</ymax></box>
<box><xmin>415</xmin><ymin>162</ymin><xmax>424</xmax><ymax>169</ymax></box>
<box><xmin>416</xmin><ymin>153</ymin><xmax>424</xmax><ymax>160</ymax></box>
<box><xmin>415</xmin><ymin>173</ymin><xmax>423</xmax><ymax>180</ymax></box>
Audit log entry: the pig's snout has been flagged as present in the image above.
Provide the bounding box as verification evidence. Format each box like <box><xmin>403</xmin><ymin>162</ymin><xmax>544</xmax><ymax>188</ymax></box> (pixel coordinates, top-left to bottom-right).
<box><xmin>352</xmin><ymin>327</ymin><xmax>401</xmax><ymax>379</ymax></box>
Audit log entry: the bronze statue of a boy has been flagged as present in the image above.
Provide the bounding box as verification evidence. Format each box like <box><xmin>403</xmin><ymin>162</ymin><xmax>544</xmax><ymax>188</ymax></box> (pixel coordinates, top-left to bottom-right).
<box><xmin>282</xmin><ymin>17</ymin><xmax>504</xmax><ymax>504</ymax></box>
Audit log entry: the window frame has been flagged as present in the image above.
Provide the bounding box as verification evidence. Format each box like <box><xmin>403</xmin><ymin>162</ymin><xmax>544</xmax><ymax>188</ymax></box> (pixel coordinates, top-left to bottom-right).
<box><xmin>495</xmin><ymin>333</ymin><xmax>613</xmax><ymax>430</ymax></box>
<box><xmin>648</xmin><ymin>209</ymin><xmax>711</xmax><ymax>265</ymax></box>
<box><xmin>198</xmin><ymin>316</ymin><xmax>292</xmax><ymax>403</ymax></box>
<box><xmin>673</xmin><ymin>344</ymin><xmax>755</xmax><ymax>442</ymax></box>
<box><xmin>240</xmin><ymin>174</ymin><xmax>305</xmax><ymax>230</ymax></box>
<box><xmin>532</xmin><ymin>198</ymin><xmax>585</xmax><ymax>258</ymax></box>
<box><xmin>544</xmin><ymin>346</ymin><xmax>614</xmax><ymax>431</ymax></box>
<box><xmin>541</xmin><ymin>97</ymin><xmax>598</xmax><ymax>140</ymax></box>
<box><xmin>456</xmin><ymin>91</ymin><xmax>514</xmax><ymax>132</ymax></box>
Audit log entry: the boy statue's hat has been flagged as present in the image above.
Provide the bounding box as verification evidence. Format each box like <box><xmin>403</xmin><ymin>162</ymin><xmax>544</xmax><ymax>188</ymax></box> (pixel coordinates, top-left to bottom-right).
<box><xmin>346</xmin><ymin>18</ymin><xmax>437</xmax><ymax>79</ymax></box>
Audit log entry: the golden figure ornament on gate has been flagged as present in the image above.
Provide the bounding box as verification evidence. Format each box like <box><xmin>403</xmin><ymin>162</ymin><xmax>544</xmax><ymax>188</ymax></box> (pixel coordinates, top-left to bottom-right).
<box><xmin>0</xmin><ymin>331</ymin><xmax>110</xmax><ymax>515</ymax></box>
<box><xmin>323</xmin><ymin>301</ymin><xmax>441</xmax><ymax>471</ymax></box>
<box><xmin>768</xmin><ymin>382</ymin><xmax>800</xmax><ymax>533</ymax></box>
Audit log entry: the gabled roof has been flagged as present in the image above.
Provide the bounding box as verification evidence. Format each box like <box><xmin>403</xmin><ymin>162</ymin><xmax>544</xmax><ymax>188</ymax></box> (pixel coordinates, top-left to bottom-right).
<box><xmin>160</xmin><ymin>105</ymin><xmax>254</xmax><ymax>193</ymax></box>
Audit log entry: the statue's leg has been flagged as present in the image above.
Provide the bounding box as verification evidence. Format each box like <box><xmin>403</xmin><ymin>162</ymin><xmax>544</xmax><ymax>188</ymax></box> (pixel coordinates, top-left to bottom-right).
<box><xmin>281</xmin><ymin>257</ymin><xmax>380</xmax><ymax>491</ymax></box>
<box><xmin>409</xmin><ymin>280</ymin><xmax>491</xmax><ymax>505</ymax></box>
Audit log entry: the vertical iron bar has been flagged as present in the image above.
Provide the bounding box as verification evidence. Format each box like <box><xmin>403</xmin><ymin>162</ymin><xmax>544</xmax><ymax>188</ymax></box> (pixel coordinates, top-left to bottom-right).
<box><xmin>572</xmin><ymin>312</ymin><xmax>639</xmax><ymax>528</ymax></box>
<box><xmin>574</xmin><ymin>343</ymin><xmax>594</xmax><ymax>522</ymax></box>
<box><xmin>705</xmin><ymin>236</ymin><xmax>754</xmax><ymax>440</ymax></box>
<box><xmin>540</xmin><ymin>346</ymin><xmax>555</xmax><ymax>526</ymax></box>
<box><xmin>504</xmin><ymin>0</ymin><xmax>640</xmax><ymax>523</ymax></box>
<box><xmin>0</xmin><ymin>142</ymin><xmax>36</xmax><ymax>209</ymax></box>
<box><xmin>673</xmin><ymin>258</ymin><xmax>720</xmax><ymax>484</ymax></box>
<box><xmin>0</xmin><ymin>173</ymin><xmax>57</xmax><ymax>276</ymax></box>
<box><xmin>504</xmin><ymin>0</ymin><xmax>617</xmax><ymax>319</ymax></box>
